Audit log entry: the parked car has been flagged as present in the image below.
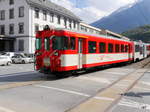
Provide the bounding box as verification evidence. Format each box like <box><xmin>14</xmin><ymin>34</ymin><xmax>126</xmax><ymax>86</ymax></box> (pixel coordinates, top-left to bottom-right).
<box><xmin>0</xmin><ymin>52</ymin><xmax>15</xmax><ymax>58</ymax></box>
<box><xmin>0</xmin><ymin>56</ymin><xmax>12</xmax><ymax>66</ymax></box>
<box><xmin>11</xmin><ymin>55</ymin><xmax>32</xmax><ymax>64</ymax></box>
<box><xmin>0</xmin><ymin>52</ymin><xmax>5</xmax><ymax>55</ymax></box>
<box><xmin>24</xmin><ymin>53</ymin><xmax>35</xmax><ymax>63</ymax></box>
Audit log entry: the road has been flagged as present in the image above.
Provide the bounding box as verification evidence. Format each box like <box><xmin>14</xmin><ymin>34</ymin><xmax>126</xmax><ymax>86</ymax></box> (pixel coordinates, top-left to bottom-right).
<box><xmin>0</xmin><ymin>59</ymin><xmax>150</xmax><ymax>112</ymax></box>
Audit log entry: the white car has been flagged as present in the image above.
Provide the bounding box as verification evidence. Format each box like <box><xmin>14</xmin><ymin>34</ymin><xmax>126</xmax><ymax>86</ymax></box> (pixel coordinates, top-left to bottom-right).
<box><xmin>11</xmin><ymin>55</ymin><xmax>31</xmax><ymax>64</ymax></box>
<box><xmin>0</xmin><ymin>52</ymin><xmax>15</xmax><ymax>58</ymax></box>
<box><xmin>25</xmin><ymin>53</ymin><xmax>35</xmax><ymax>63</ymax></box>
<box><xmin>0</xmin><ymin>56</ymin><xmax>12</xmax><ymax>66</ymax></box>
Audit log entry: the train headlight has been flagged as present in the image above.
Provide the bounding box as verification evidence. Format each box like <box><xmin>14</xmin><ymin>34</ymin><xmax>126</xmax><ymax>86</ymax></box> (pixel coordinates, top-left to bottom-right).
<box><xmin>54</xmin><ymin>52</ymin><xmax>58</xmax><ymax>56</ymax></box>
<box><xmin>43</xmin><ymin>57</ymin><xmax>50</xmax><ymax>67</ymax></box>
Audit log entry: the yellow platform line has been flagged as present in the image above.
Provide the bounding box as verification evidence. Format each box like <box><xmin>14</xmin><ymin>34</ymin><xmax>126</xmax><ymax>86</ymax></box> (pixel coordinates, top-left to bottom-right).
<box><xmin>67</xmin><ymin>69</ymin><xmax>149</xmax><ymax>112</ymax></box>
<box><xmin>0</xmin><ymin>80</ymin><xmax>43</xmax><ymax>91</ymax></box>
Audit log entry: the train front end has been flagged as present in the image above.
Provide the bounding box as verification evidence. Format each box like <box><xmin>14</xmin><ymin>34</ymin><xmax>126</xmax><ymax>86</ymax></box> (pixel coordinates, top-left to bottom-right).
<box><xmin>35</xmin><ymin>29</ymin><xmax>59</xmax><ymax>73</ymax></box>
<box><xmin>35</xmin><ymin>28</ymin><xmax>77</xmax><ymax>74</ymax></box>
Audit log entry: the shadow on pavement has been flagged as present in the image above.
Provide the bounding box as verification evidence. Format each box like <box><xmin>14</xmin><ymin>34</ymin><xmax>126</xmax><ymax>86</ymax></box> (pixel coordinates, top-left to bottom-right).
<box><xmin>121</xmin><ymin>92</ymin><xmax>150</xmax><ymax>98</ymax></box>
<box><xmin>0</xmin><ymin>71</ymin><xmax>60</xmax><ymax>83</ymax></box>
<box><xmin>0</xmin><ymin>61</ymin><xmax>133</xmax><ymax>83</ymax></box>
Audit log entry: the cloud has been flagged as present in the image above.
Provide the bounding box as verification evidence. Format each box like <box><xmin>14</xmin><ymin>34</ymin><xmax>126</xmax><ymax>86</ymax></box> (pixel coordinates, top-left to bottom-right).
<box><xmin>50</xmin><ymin>0</ymin><xmax>106</xmax><ymax>23</ymax></box>
<box><xmin>87</xmin><ymin>0</ymin><xmax>137</xmax><ymax>13</ymax></box>
<box><xmin>74</xmin><ymin>7</ymin><xmax>108</xmax><ymax>23</ymax></box>
<box><xmin>50</xmin><ymin>0</ymin><xmax>136</xmax><ymax>23</ymax></box>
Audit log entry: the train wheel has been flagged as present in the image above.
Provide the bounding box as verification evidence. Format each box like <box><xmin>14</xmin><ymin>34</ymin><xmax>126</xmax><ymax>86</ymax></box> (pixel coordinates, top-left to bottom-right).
<box><xmin>71</xmin><ymin>70</ymin><xmax>78</xmax><ymax>76</ymax></box>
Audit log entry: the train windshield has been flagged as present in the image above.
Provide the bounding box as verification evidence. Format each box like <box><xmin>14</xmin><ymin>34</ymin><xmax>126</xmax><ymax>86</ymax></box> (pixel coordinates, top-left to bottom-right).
<box><xmin>44</xmin><ymin>38</ymin><xmax>50</xmax><ymax>50</ymax></box>
<box><xmin>36</xmin><ymin>38</ymin><xmax>42</xmax><ymax>50</ymax></box>
<box><xmin>52</xmin><ymin>36</ymin><xmax>69</xmax><ymax>50</ymax></box>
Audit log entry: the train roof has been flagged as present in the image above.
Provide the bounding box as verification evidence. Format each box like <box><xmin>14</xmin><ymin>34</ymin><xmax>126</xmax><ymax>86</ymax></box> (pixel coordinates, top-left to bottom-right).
<box><xmin>54</xmin><ymin>28</ymin><xmax>131</xmax><ymax>42</ymax></box>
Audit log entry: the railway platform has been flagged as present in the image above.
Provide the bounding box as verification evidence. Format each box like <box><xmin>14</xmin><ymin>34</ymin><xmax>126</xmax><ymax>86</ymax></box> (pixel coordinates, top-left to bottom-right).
<box><xmin>67</xmin><ymin>60</ymin><xmax>150</xmax><ymax>112</ymax></box>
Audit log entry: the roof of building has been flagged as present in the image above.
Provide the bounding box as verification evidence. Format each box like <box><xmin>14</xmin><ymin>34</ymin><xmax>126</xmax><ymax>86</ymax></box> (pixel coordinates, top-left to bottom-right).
<box><xmin>105</xmin><ymin>30</ymin><xmax>130</xmax><ymax>41</ymax></box>
<box><xmin>26</xmin><ymin>0</ymin><xmax>81</xmax><ymax>21</ymax></box>
<box><xmin>80</xmin><ymin>22</ymin><xmax>102</xmax><ymax>31</ymax></box>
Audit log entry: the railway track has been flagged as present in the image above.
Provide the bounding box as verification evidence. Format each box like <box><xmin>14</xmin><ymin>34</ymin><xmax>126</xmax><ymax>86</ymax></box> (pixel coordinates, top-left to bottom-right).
<box><xmin>66</xmin><ymin>58</ymin><xmax>150</xmax><ymax>112</ymax></box>
<box><xmin>0</xmin><ymin>58</ymin><xmax>149</xmax><ymax>92</ymax></box>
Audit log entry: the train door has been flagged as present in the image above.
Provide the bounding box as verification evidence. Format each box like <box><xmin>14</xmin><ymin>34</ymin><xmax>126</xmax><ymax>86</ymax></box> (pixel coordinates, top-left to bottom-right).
<box><xmin>143</xmin><ymin>45</ymin><xmax>146</xmax><ymax>58</ymax></box>
<box><xmin>128</xmin><ymin>44</ymin><xmax>133</xmax><ymax>62</ymax></box>
<box><xmin>78</xmin><ymin>38</ymin><xmax>83</xmax><ymax>69</ymax></box>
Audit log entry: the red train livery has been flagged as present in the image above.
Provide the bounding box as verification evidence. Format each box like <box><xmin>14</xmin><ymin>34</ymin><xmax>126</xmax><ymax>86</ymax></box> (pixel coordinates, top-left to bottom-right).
<box><xmin>35</xmin><ymin>27</ymin><xmax>150</xmax><ymax>75</ymax></box>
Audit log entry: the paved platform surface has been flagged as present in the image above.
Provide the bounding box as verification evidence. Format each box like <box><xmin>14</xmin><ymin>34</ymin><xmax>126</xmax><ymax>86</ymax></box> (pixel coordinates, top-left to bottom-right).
<box><xmin>0</xmin><ymin>59</ymin><xmax>149</xmax><ymax>112</ymax></box>
<box><xmin>110</xmin><ymin>70</ymin><xmax>150</xmax><ymax>112</ymax></box>
<box><xmin>68</xmin><ymin>69</ymin><xmax>149</xmax><ymax>112</ymax></box>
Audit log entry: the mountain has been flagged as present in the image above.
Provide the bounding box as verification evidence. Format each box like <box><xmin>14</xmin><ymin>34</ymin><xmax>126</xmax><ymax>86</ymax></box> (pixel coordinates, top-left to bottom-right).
<box><xmin>91</xmin><ymin>0</ymin><xmax>150</xmax><ymax>33</ymax></box>
<box><xmin>122</xmin><ymin>25</ymin><xmax>150</xmax><ymax>43</ymax></box>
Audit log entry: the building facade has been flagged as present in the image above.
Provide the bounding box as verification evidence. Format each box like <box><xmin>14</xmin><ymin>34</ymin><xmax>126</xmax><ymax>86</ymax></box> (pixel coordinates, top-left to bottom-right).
<box><xmin>79</xmin><ymin>22</ymin><xmax>102</xmax><ymax>35</ymax></box>
<box><xmin>0</xmin><ymin>0</ymin><xmax>80</xmax><ymax>53</ymax></box>
<box><xmin>1</xmin><ymin>0</ymin><xmax>125</xmax><ymax>54</ymax></box>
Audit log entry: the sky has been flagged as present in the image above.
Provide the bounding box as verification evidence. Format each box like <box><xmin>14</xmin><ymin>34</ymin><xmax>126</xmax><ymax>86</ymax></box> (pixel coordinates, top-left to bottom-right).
<box><xmin>50</xmin><ymin>0</ymin><xmax>137</xmax><ymax>24</ymax></box>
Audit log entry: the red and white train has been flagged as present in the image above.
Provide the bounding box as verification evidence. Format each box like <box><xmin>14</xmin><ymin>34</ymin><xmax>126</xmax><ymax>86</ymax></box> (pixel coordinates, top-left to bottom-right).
<box><xmin>35</xmin><ymin>27</ymin><xmax>150</xmax><ymax>75</ymax></box>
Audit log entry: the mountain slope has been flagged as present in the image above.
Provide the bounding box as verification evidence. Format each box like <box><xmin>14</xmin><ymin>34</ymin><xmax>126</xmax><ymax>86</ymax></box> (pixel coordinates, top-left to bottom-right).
<box><xmin>122</xmin><ymin>25</ymin><xmax>150</xmax><ymax>42</ymax></box>
<box><xmin>91</xmin><ymin>0</ymin><xmax>150</xmax><ymax>33</ymax></box>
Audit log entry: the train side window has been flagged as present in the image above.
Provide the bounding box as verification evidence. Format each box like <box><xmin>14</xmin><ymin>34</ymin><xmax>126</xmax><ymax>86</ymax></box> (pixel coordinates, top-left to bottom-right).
<box><xmin>99</xmin><ymin>42</ymin><xmax>106</xmax><ymax>53</ymax></box>
<box><xmin>108</xmin><ymin>43</ymin><xmax>113</xmax><ymax>53</ymax></box>
<box><xmin>88</xmin><ymin>41</ymin><xmax>96</xmax><ymax>53</ymax></box>
<box><xmin>125</xmin><ymin>45</ymin><xmax>128</xmax><ymax>52</ymax></box>
<box><xmin>135</xmin><ymin>45</ymin><xmax>140</xmax><ymax>52</ymax></box>
<box><xmin>121</xmin><ymin>44</ymin><xmax>124</xmax><ymax>52</ymax></box>
<box><xmin>52</xmin><ymin>36</ymin><xmax>62</xmax><ymax>50</ymax></box>
<box><xmin>140</xmin><ymin>46</ymin><xmax>143</xmax><ymax>54</ymax></box>
<box><xmin>63</xmin><ymin>36</ymin><xmax>69</xmax><ymax>50</ymax></box>
<box><xmin>115</xmin><ymin>44</ymin><xmax>120</xmax><ymax>53</ymax></box>
<box><xmin>70</xmin><ymin>37</ymin><xmax>75</xmax><ymax>50</ymax></box>
<box><xmin>52</xmin><ymin>36</ymin><xmax>69</xmax><ymax>50</ymax></box>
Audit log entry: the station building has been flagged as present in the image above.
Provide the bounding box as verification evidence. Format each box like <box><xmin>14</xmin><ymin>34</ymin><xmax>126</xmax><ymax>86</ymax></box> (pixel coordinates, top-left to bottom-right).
<box><xmin>79</xmin><ymin>22</ymin><xmax>102</xmax><ymax>35</ymax></box>
<box><xmin>79</xmin><ymin>22</ymin><xmax>130</xmax><ymax>41</ymax></box>
<box><xmin>0</xmin><ymin>0</ymin><xmax>128</xmax><ymax>53</ymax></box>
<box><xmin>0</xmin><ymin>0</ymin><xmax>81</xmax><ymax>53</ymax></box>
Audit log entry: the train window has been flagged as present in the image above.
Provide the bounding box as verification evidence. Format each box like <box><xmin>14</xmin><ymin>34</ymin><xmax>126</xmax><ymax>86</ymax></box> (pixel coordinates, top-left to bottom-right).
<box><xmin>108</xmin><ymin>43</ymin><xmax>113</xmax><ymax>53</ymax></box>
<box><xmin>63</xmin><ymin>36</ymin><xmax>69</xmax><ymax>50</ymax></box>
<box><xmin>44</xmin><ymin>38</ymin><xmax>50</xmax><ymax>50</ymax></box>
<box><xmin>147</xmin><ymin>46</ymin><xmax>149</xmax><ymax>50</ymax></box>
<box><xmin>52</xmin><ymin>36</ymin><xmax>61</xmax><ymax>50</ymax></box>
<box><xmin>140</xmin><ymin>46</ymin><xmax>143</xmax><ymax>54</ymax></box>
<box><xmin>99</xmin><ymin>42</ymin><xmax>106</xmax><ymax>53</ymax></box>
<box><xmin>125</xmin><ymin>45</ymin><xmax>128</xmax><ymax>52</ymax></box>
<box><xmin>35</xmin><ymin>38</ymin><xmax>41</xmax><ymax>50</ymax></box>
<box><xmin>121</xmin><ymin>44</ymin><xmax>124</xmax><ymax>52</ymax></box>
<box><xmin>70</xmin><ymin>37</ymin><xmax>75</xmax><ymax>50</ymax></box>
<box><xmin>88</xmin><ymin>41</ymin><xmax>96</xmax><ymax>53</ymax></box>
<box><xmin>115</xmin><ymin>44</ymin><xmax>120</xmax><ymax>53</ymax></box>
<box><xmin>52</xmin><ymin>36</ymin><xmax>69</xmax><ymax>50</ymax></box>
<box><xmin>135</xmin><ymin>45</ymin><xmax>140</xmax><ymax>52</ymax></box>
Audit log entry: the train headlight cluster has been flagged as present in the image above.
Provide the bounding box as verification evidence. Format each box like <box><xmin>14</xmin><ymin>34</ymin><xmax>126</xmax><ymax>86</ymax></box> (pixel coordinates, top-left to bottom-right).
<box><xmin>54</xmin><ymin>52</ymin><xmax>58</xmax><ymax>56</ymax></box>
<box><xmin>43</xmin><ymin>57</ymin><xmax>50</xmax><ymax>67</ymax></box>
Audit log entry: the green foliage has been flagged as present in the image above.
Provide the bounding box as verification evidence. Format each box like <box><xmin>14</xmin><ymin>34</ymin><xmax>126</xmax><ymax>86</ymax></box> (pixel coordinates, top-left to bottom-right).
<box><xmin>122</xmin><ymin>25</ymin><xmax>150</xmax><ymax>43</ymax></box>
